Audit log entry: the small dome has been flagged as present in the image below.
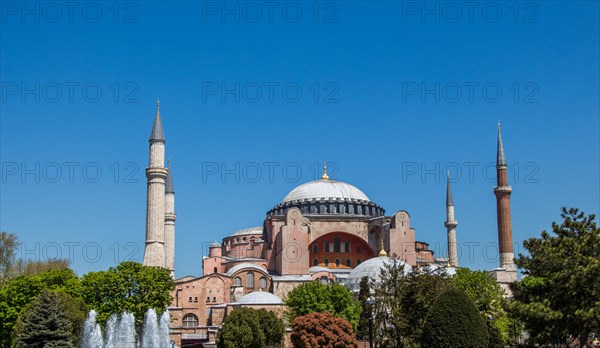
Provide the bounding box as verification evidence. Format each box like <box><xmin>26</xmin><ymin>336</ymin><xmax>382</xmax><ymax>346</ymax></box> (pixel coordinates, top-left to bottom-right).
<box><xmin>282</xmin><ymin>179</ymin><xmax>370</xmax><ymax>203</ymax></box>
<box><xmin>210</xmin><ymin>241</ymin><xmax>221</xmax><ymax>248</ymax></box>
<box><xmin>424</xmin><ymin>263</ymin><xmax>457</xmax><ymax>276</ymax></box>
<box><xmin>344</xmin><ymin>257</ymin><xmax>412</xmax><ymax>293</ymax></box>
<box><xmin>230</xmin><ymin>227</ymin><xmax>263</xmax><ymax>237</ymax></box>
<box><xmin>236</xmin><ymin>291</ymin><xmax>283</xmax><ymax>305</ymax></box>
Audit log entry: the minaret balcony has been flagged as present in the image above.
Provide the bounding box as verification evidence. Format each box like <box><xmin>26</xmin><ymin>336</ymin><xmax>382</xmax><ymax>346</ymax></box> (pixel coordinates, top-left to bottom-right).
<box><xmin>493</xmin><ymin>186</ymin><xmax>512</xmax><ymax>193</ymax></box>
<box><xmin>146</xmin><ymin>167</ymin><xmax>168</xmax><ymax>178</ymax></box>
<box><xmin>444</xmin><ymin>220</ymin><xmax>458</xmax><ymax>228</ymax></box>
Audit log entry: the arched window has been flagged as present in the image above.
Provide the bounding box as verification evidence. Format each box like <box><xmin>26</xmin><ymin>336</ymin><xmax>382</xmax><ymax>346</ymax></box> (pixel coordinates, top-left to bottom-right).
<box><xmin>313</xmin><ymin>244</ymin><xmax>319</xmax><ymax>253</ymax></box>
<box><xmin>335</xmin><ymin>259</ymin><xmax>340</xmax><ymax>267</ymax></box>
<box><xmin>324</xmin><ymin>242</ymin><xmax>330</xmax><ymax>252</ymax></box>
<box><xmin>183</xmin><ymin>313</ymin><xmax>198</xmax><ymax>328</ymax></box>
<box><xmin>259</xmin><ymin>277</ymin><xmax>267</xmax><ymax>290</ymax></box>
<box><xmin>246</xmin><ymin>272</ymin><xmax>255</xmax><ymax>288</ymax></box>
<box><xmin>334</xmin><ymin>238</ymin><xmax>340</xmax><ymax>252</ymax></box>
<box><xmin>324</xmin><ymin>259</ymin><xmax>330</xmax><ymax>267</ymax></box>
<box><xmin>233</xmin><ymin>277</ymin><xmax>242</xmax><ymax>286</ymax></box>
<box><xmin>313</xmin><ymin>258</ymin><xmax>318</xmax><ymax>267</ymax></box>
<box><xmin>213</xmin><ymin>267</ymin><xmax>217</xmax><ymax>273</ymax></box>
<box><xmin>345</xmin><ymin>241</ymin><xmax>350</xmax><ymax>253</ymax></box>
<box><xmin>345</xmin><ymin>259</ymin><xmax>351</xmax><ymax>267</ymax></box>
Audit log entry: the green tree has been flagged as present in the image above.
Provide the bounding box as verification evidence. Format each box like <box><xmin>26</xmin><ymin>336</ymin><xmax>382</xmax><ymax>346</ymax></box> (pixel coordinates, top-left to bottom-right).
<box><xmin>421</xmin><ymin>288</ymin><xmax>489</xmax><ymax>348</ymax></box>
<box><xmin>291</xmin><ymin>311</ymin><xmax>357</xmax><ymax>348</ymax></box>
<box><xmin>81</xmin><ymin>261</ymin><xmax>174</xmax><ymax>332</ymax></box>
<box><xmin>217</xmin><ymin>307</ymin><xmax>284</xmax><ymax>348</ymax></box>
<box><xmin>284</xmin><ymin>281</ymin><xmax>361</xmax><ymax>330</ymax></box>
<box><xmin>509</xmin><ymin>208</ymin><xmax>600</xmax><ymax>347</ymax></box>
<box><xmin>356</xmin><ymin>276</ymin><xmax>371</xmax><ymax>340</ymax></box>
<box><xmin>256</xmin><ymin>308</ymin><xmax>285</xmax><ymax>347</ymax></box>
<box><xmin>452</xmin><ymin>268</ymin><xmax>510</xmax><ymax>344</ymax></box>
<box><xmin>399</xmin><ymin>265</ymin><xmax>452</xmax><ymax>345</ymax></box>
<box><xmin>0</xmin><ymin>268</ymin><xmax>81</xmax><ymax>347</ymax></box>
<box><xmin>0</xmin><ymin>233</ymin><xmax>71</xmax><ymax>283</ymax></box>
<box><xmin>0</xmin><ymin>232</ymin><xmax>18</xmax><ymax>283</ymax></box>
<box><xmin>14</xmin><ymin>289</ymin><xmax>86</xmax><ymax>348</ymax></box>
<box><xmin>371</xmin><ymin>260</ymin><xmax>451</xmax><ymax>347</ymax></box>
<box><xmin>9</xmin><ymin>258</ymin><xmax>71</xmax><ymax>279</ymax></box>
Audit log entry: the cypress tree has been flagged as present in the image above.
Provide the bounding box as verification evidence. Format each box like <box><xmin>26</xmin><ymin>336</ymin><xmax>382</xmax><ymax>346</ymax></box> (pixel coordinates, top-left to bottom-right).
<box><xmin>422</xmin><ymin>288</ymin><xmax>488</xmax><ymax>348</ymax></box>
<box><xmin>356</xmin><ymin>276</ymin><xmax>371</xmax><ymax>340</ymax></box>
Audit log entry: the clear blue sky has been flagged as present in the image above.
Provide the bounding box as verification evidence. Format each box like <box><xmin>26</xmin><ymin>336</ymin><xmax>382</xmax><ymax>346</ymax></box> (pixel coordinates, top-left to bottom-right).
<box><xmin>1</xmin><ymin>1</ymin><xmax>598</xmax><ymax>278</ymax></box>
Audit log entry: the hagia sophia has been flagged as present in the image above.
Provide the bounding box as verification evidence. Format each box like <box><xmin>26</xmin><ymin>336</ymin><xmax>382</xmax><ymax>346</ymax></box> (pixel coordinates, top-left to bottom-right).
<box><xmin>141</xmin><ymin>101</ymin><xmax>517</xmax><ymax>347</ymax></box>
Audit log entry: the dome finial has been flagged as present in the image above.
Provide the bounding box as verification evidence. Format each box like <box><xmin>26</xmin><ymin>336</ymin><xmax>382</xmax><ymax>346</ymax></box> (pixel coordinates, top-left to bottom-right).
<box><xmin>321</xmin><ymin>161</ymin><xmax>329</xmax><ymax>180</ymax></box>
<box><xmin>378</xmin><ymin>239</ymin><xmax>387</xmax><ymax>257</ymax></box>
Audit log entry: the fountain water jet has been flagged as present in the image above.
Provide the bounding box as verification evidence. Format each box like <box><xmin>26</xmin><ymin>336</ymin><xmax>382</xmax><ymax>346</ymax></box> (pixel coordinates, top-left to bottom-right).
<box><xmin>80</xmin><ymin>309</ymin><xmax>170</xmax><ymax>348</ymax></box>
<box><xmin>103</xmin><ymin>314</ymin><xmax>118</xmax><ymax>348</ymax></box>
<box><xmin>81</xmin><ymin>310</ymin><xmax>103</xmax><ymax>348</ymax></box>
<box><xmin>158</xmin><ymin>310</ymin><xmax>171</xmax><ymax>348</ymax></box>
<box><xmin>117</xmin><ymin>312</ymin><xmax>137</xmax><ymax>347</ymax></box>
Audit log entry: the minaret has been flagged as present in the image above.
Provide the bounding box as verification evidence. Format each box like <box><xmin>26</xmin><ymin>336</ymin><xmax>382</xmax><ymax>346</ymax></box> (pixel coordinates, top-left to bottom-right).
<box><xmin>494</xmin><ymin>122</ymin><xmax>515</xmax><ymax>272</ymax></box>
<box><xmin>143</xmin><ymin>100</ymin><xmax>168</xmax><ymax>268</ymax></box>
<box><xmin>444</xmin><ymin>172</ymin><xmax>458</xmax><ymax>267</ymax></box>
<box><xmin>164</xmin><ymin>162</ymin><xmax>176</xmax><ymax>277</ymax></box>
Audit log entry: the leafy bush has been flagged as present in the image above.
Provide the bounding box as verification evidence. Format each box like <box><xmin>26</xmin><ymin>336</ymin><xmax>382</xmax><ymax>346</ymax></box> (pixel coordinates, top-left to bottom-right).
<box><xmin>422</xmin><ymin>288</ymin><xmax>488</xmax><ymax>348</ymax></box>
<box><xmin>217</xmin><ymin>307</ymin><xmax>284</xmax><ymax>348</ymax></box>
<box><xmin>285</xmin><ymin>281</ymin><xmax>360</xmax><ymax>330</ymax></box>
<box><xmin>291</xmin><ymin>312</ymin><xmax>357</xmax><ymax>348</ymax></box>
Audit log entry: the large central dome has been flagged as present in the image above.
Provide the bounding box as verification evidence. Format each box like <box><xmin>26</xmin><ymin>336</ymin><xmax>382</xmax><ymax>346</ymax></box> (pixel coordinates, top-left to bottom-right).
<box><xmin>267</xmin><ymin>171</ymin><xmax>384</xmax><ymax>217</ymax></box>
<box><xmin>282</xmin><ymin>179</ymin><xmax>370</xmax><ymax>203</ymax></box>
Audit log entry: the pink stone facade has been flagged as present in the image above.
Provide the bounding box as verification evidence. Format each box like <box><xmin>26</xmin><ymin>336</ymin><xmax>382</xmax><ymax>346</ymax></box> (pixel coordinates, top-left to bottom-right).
<box><xmin>168</xmin><ymin>195</ymin><xmax>436</xmax><ymax>347</ymax></box>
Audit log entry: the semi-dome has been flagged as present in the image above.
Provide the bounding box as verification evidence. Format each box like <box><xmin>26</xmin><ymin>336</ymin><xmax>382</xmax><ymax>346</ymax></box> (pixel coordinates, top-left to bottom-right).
<box><xmin>226</xmin><ymin>263</ymin><xmax>267</xmax><ymax>276</ymax></box>
<box><xmin>236</xmin><ymin>291</ymin><xmax>283</xmax><ymax>305</ymax></box>
<box><xmin>344</xmin><ymin>256</ymin><xmax>412</xmax><ymax>293</ymax></box>
<box><xmin>282</xmin><ymin>179</ymin><xmax>370</xmax><ymax>203</ymax></box>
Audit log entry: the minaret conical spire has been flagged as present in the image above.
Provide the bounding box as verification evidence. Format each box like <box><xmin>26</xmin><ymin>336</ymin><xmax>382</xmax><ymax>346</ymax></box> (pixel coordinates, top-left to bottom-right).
<box><xmin>149</xmin><ymin>99</ymin><xmax>165</xmax><ymax>142</ymax></box>
<box><xmin>166</xmin><ymin>160</ymin><xmax>174</xmax><ymax>194</ymax></box>
<box><xmin>497</xmin><ymin>121</ymin><xmax>506</xmax><ymax>166</ymax></box>
<box><xmin>446</xmin><ymin>171</ymin><xmax>454</xmax><ymax>206</ymax></box>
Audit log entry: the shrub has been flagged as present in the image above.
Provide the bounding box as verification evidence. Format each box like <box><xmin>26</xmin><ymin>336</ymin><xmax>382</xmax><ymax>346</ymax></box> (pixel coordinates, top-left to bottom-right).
<box><xmin>422</xmin><ymin>288</ymin><xmax>488</xmax><ymax>348</ymax></box>
<box><xmin>291</xmin><ymin>312</ymin><xmax>357</xmax><ymax>348</ymax></box>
